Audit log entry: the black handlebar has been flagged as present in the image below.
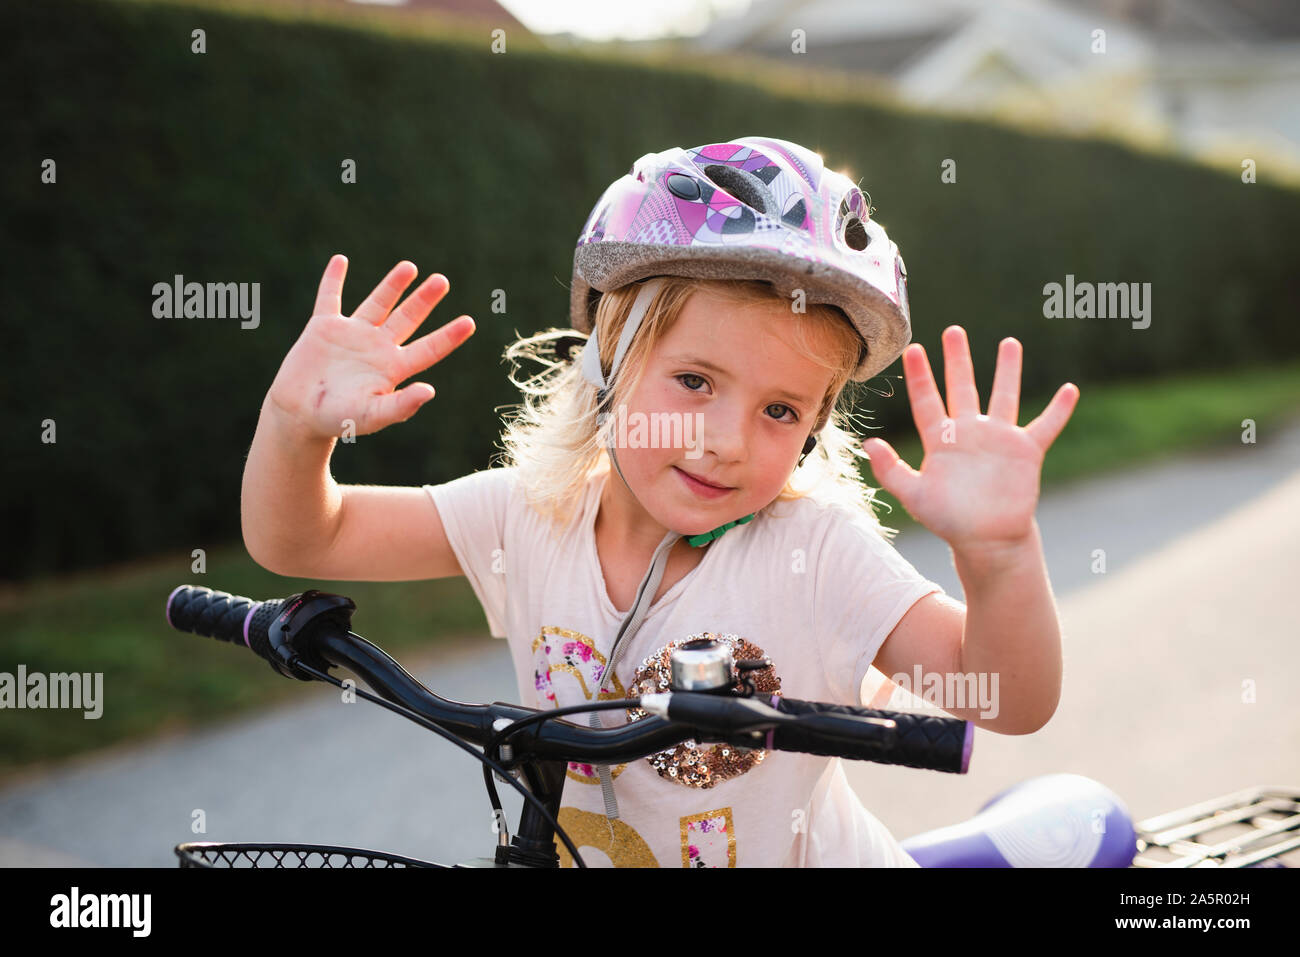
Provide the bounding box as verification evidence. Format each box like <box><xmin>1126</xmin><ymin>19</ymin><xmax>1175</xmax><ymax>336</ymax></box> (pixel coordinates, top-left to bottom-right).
<box><xmin>164</xmin><ymin>584</ymin><xmax>972</xmax><ymax>773</ymax></box>
<box><xmin>771</xmin><ymin>698</ymin><xmax>971</xmax><ymax>773</ymax></box>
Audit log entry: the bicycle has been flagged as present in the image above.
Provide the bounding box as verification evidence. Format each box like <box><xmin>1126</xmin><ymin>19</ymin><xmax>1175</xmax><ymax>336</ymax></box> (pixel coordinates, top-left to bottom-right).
<box><xmin>162</xmin><ymin>585</ymin><xmax>1297</xmax><ymax>868</ymax></box>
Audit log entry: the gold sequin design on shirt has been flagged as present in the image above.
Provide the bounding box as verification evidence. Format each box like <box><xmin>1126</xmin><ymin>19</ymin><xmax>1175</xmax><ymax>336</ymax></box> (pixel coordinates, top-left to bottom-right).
<box><xmin>553</xmin><ymin>807</ymin><xmax>660</xmax><ymax>868</ymax></box>
<box><xmin>680</xmin><ymin>807</ymin><xmax>737</xmax><ymax>868</ymax></box>
<box><xmin>624</xmin><ymin>633</ymin><xmax>781</xmax><ymax>789</ymax></box>
<box><xmin>532</xmin><ymin>626</ymin><xmax>629</xmax><ymax>785</ymax></box>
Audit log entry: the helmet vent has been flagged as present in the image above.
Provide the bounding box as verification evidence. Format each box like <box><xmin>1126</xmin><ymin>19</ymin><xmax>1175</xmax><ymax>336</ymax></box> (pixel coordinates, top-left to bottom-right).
<box><xmin>702</xmin><ymin>164</ymin><xmax>770</xmax><ymax>215</ymax></box>
<box><xmin>843</xmin><ymin>217</ymin><xmax>870</xmax><ymax>251</ymax></box>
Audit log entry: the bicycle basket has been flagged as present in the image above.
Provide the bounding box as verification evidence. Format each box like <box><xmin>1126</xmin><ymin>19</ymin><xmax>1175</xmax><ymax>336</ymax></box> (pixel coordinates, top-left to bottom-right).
<box><xmin>1131</xmin><ymin>786</ymin><xmax>1300</xmax><ymax>868</ymax></box>
<box><xmin>175</xmin><ymin>842</ymin><xmax>442</xmax><ymax>868</ymax></box>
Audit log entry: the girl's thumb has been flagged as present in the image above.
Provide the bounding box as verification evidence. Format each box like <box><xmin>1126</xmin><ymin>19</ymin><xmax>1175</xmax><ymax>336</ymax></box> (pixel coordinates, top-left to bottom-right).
<box><xmin>401</xmin><ymin>382</ymin><xmax>436</xmax><ymax>418</ymax></box>
<box><xmin>375</xmin><ymin>382</ymin><xmax>436</xmax><ymax>429</ymax></box>
<box><xmin>865</xmin><ymin>439</ymin><xmax>917</xmax><ymax>503</ymax></box>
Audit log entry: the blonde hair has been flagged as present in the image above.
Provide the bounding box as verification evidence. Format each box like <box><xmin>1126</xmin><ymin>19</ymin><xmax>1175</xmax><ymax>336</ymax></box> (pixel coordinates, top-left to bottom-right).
<box><xmin>492</xmin><ymin>276</ymin><xmax>902</xmax><ymax>540</ymax></box>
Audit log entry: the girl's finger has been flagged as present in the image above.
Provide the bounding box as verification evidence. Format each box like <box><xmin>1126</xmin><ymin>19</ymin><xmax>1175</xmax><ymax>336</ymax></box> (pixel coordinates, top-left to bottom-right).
<box><xmin>313</xmin><ymin>254</ymin><xmax>348</xmax><ymax>318</ymax></box>
<box><xmin>942</xmin><ymin>326</ymin><xmax>982</xmax><ymax>419</ymax></box>
<box><xmin>864</xmin><ymin>438</ymin><xmax>921</xmax><ymax>509</ymax></box>
<box><xmin>1024</xmin><ymin>383</ymin><xmax>1080</xmax><ymax>451</ymax></box>
<box><xmin>383</xmin><ymin>272</ymin><xmax>451</xmax><ymax>345</ymax></box>
<box><xmin>902</xmin><ymin>344</ymin><xmax>947</xmax><ymax>453</ymax></box>
<box><xmin>987</xmin><ymin>337</ymin><xmax>1022</xmax><ymax>425</ymax></box>
<box><xmin>367</xmin><ymin>382</ymin><xmax>436</xmax><ymax>432</ymax></box>
<box><xmin>353</xmin><ymin>261</ymin><xmax>419</xmax><ymax>326</ymax></box>
<box><xmin>395</xmin><ymin>315</ymin><xmax>476</xmax><ymax>381</ymax></box>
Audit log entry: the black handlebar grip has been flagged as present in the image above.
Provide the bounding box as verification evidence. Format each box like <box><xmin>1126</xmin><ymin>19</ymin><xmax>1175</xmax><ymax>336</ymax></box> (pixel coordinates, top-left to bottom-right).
<box><xmin>164</xmin><ymin>585</ymin><xmax>284</xmax><ymax>661</ymax></box>
<box><xmin>772</xmin><ymin>697</ymin><xmax>971</xmax><ymax>773</ymax></box>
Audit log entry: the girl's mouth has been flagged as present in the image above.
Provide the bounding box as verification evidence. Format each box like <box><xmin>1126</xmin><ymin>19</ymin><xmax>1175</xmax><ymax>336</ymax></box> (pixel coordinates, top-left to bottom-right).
<box><xmin>674</xmin><ymin>466</ymin><xmax>733</xmax><ymax>499</ymax></box>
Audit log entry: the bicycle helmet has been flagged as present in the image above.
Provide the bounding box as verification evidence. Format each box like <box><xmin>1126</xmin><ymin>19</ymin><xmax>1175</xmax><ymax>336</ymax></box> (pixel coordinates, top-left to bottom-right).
<box><xmin>570</xmin><ymin>135</ymin><xmax>912</xmax><ymax>390</ymax></box>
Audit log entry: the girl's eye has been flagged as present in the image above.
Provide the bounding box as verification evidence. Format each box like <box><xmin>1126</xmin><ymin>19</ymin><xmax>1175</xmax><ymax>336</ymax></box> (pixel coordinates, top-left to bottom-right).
<box><xmin>677</xmin><ymin>374</ymin><xmax>798</xmax><ymax>422</ymax></box>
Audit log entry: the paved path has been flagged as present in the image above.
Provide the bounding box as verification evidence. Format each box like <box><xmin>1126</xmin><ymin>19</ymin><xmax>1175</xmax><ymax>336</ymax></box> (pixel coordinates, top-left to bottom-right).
<box><xmin>2</xmin><ymin>420</ymin><xmax>1298</xmax><ymax>865</ymax></box>
<box><xmin>0</xmin><ymin>638</ymin><xmax>523</xmax><ymax>867</ymax></box>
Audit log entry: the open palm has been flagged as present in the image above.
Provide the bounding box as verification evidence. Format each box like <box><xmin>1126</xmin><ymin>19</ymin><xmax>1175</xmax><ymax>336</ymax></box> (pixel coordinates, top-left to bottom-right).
<box><xmin>865</xmin><ymin>326</ymin><xmax>1079</xmax><ymax>552</ymax></box>
<box><xmin>266</xmin><ymin>255</ymin><xmax>476</xmax><ymax>439</ymax></box>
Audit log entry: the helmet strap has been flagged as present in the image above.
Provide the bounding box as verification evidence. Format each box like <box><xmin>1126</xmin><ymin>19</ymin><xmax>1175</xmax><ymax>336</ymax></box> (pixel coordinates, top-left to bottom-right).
<box><xmin>580</xmin><ymin>277</ymin><xmax>665</xmax><ymax>399</ymax></box>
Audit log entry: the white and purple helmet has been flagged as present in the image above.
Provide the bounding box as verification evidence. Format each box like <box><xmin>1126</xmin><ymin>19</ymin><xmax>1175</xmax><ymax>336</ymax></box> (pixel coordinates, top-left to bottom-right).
<box><xmin>570</xmin><ymin>135</ymin><xmax>912</xmax><ymax>383</ymax></box>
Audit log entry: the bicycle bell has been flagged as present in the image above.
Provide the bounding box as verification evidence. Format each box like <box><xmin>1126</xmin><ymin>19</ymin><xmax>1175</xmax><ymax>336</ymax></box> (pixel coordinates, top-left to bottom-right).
<box><xmin>669</xmin><ymin>638</ymin><xmax>736</xmax><ymax>691</ymax></box>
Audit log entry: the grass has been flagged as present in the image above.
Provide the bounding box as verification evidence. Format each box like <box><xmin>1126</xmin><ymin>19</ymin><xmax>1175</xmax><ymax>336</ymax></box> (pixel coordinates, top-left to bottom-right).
<box><xmin>2</xmin><ymin>359</ymin><xmax>1299</xmax><ymax>783</ymax></box>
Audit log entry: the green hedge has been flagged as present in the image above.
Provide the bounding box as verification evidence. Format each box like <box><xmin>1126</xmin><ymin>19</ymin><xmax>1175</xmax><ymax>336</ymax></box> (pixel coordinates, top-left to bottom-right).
<box><xmin>3</xmin><ymin>0</ymin><xmax>1298</xmax><ymax>580</ymax></box>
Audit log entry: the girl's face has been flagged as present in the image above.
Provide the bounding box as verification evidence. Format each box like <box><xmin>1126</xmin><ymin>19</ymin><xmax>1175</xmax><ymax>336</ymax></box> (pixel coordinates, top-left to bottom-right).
<box><xmin>601</xmin><ymin>286</ymin><xmax>838</xmax><ymax>541</ymax></box>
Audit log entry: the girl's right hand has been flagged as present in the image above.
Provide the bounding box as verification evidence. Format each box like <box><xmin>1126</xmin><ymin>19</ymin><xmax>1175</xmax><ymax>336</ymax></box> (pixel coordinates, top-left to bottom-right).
<box><xmin>265</xmin><ymin>255</ymin><xmax>476</xmax><ymax>440</ymax></box>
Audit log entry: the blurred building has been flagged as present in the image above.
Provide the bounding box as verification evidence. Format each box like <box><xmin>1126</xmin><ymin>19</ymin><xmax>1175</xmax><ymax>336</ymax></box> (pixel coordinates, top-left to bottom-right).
<box><xmin>689</xmin><ymin>0</ymin><xmax>1300</xmax><ymax>169</ymax></box>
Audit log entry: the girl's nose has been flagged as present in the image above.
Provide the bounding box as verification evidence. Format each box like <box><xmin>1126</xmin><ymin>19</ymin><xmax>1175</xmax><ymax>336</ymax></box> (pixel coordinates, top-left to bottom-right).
<box><xmin>696</xmin><ymin>405</ymin><xmax>748</xmax><ymax>464</ymax></box>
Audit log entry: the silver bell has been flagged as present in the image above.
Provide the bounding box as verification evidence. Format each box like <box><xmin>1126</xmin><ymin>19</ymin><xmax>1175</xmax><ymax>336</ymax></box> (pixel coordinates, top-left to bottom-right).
<box><xmin>669</xmin><ymin>638</ymin><xmax>735</xmax><ymax>692</ymax></box>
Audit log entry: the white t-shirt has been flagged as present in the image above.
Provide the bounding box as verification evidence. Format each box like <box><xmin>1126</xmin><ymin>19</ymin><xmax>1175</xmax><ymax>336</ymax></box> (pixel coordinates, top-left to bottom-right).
<box><xmin>423</xmin><ymin>465</ymin><xmax>944</xmax><ymax>867</ymax></box>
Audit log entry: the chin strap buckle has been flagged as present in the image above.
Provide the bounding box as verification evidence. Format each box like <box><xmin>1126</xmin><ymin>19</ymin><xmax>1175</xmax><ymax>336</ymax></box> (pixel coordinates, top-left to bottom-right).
<box><xmin>684</xmin><ymin>513</ymin><xmax>755</xmax><ymax>548</ymax></box>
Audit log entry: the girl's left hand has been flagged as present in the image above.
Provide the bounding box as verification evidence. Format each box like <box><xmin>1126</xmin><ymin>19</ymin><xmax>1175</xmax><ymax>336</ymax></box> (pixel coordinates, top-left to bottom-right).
<box><xmin>864</xmin><ymin>326</ymin><xmax>1079</xmax><ymax>554</ymax></box>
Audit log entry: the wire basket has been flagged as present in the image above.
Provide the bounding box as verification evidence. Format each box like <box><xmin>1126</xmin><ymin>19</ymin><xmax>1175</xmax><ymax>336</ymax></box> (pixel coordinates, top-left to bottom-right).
<box><xmin>175</xmin><ymin>842</ymin><xmax>442</xmax><ymax>868</ymax></box>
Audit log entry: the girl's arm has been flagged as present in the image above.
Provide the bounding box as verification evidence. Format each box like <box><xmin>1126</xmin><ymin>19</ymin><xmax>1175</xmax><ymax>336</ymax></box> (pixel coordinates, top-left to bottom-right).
<box><xmin>872</xmin><ymin>524</ymin><xmax>1062</xmax><ymax>735</ymax></box>
<box><xmin>241</xmin><ymin>254</ymin><xmax>475</xmax><ymax>580</ymax></box>
<box><xmin>241</xmin><ymin>400</ymin><xmax>463</xmax><ymax>581</ymax></box>
<box><xmin>240</xmin><ymin>397</ymin><xmax>344</xmax><ymax>576</ymax></box>
<box><xmin>865</xmin><ymin>327</ymin><xmax>1078</xmax><ymax>735</ymax></box>
<box><xmin>952</xmin><ymin>520</ymin><xmax>1062</xmax><ymax>734</ymax></box>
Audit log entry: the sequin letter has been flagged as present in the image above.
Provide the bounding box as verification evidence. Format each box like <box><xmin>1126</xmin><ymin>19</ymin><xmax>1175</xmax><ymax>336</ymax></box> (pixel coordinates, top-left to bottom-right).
<box><xmin>680</xmin><ymin>808</ymin><xmax>736</xmax><ymax>868</ymax></box>
<box><xmin>554</xmin><ymin>807</ymin><xmax>660</xmax><ymax>868</ymax></box>
<box><xmin>532</xmin><ymin>626</ymin><xmax>629</xmax><ymax>785</ymax></box>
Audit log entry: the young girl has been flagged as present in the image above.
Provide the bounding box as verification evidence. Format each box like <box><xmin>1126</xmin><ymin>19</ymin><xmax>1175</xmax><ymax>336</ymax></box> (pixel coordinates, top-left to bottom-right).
<box><xmin>242</xmin><ymin>135</ymin><xmax>1079</xmax><ymax>868</ymax></box>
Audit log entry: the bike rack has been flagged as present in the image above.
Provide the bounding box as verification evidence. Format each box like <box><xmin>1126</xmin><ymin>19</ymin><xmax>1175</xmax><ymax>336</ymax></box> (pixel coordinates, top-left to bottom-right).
<box><xmin>1131</xmin><ymin>786</ymin><xmax>1300</xmax><ymax>868</ymax></box>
